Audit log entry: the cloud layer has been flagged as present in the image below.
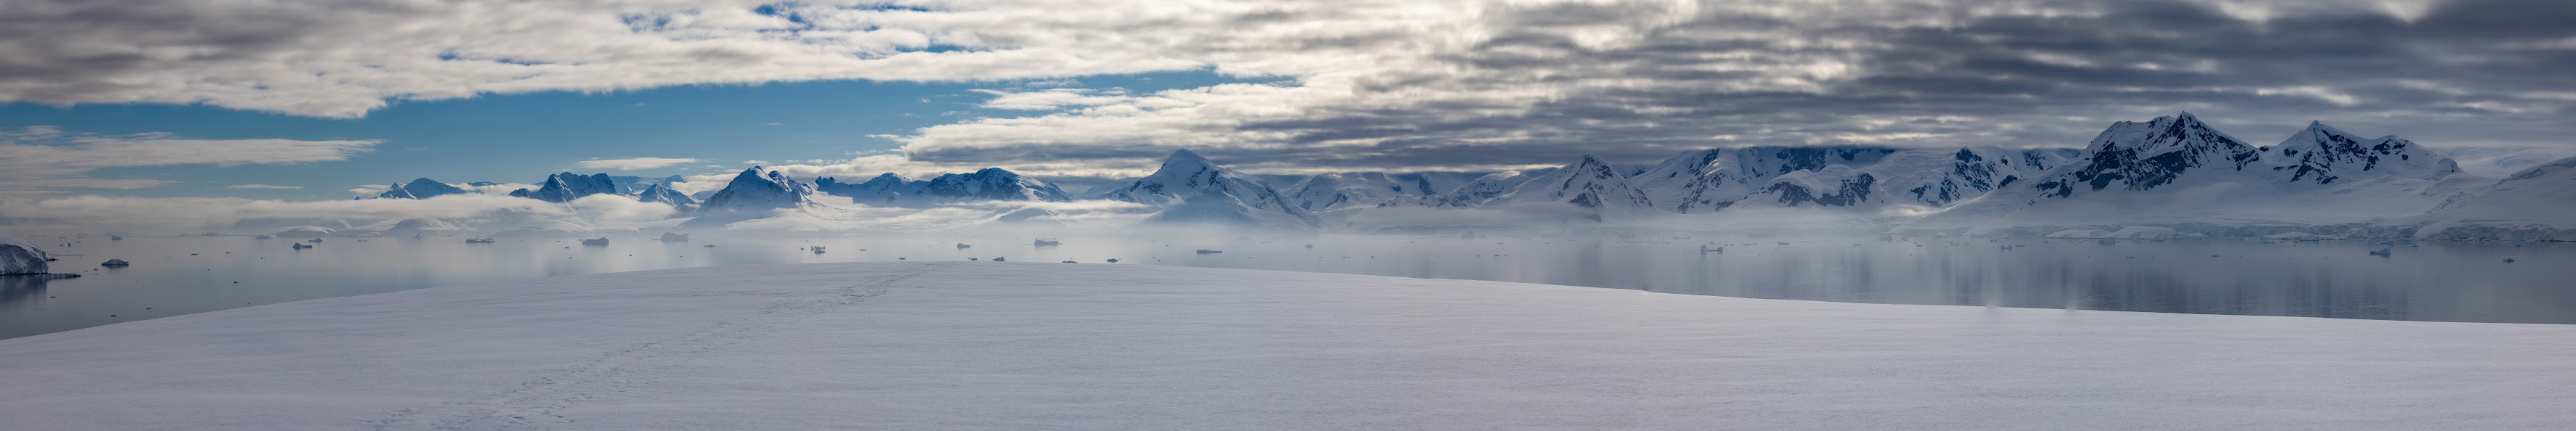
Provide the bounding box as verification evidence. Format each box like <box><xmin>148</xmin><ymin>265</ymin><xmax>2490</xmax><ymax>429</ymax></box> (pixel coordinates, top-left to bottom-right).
<box><xmin>0</xmin><ymin>126</ymin><xmax>378</xmax><ymax>192</ymax></box>
<box><xmin>576</xmin><ymin>157</ymin><xmax>703</xmax><ymax>171</ymax></box>
<box><xmin>5</xmin><ymin>0</ymin><xmax>2572</xmax><ymax>176</ymax></box>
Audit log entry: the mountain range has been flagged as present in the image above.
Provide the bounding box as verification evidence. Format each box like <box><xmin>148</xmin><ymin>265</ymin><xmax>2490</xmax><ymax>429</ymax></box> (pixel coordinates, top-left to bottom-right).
<box><xmin>353</xmin><ymin>112</ymin><xmax>2575</xmax><ymax>239</ymax></box>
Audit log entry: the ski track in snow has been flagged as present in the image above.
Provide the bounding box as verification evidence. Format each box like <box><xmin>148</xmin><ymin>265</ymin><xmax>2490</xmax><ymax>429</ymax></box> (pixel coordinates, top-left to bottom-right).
<box><xmin>365</xmin><ymin>263</ymin><xmax>952</xmax><ymax>430</ymax></box>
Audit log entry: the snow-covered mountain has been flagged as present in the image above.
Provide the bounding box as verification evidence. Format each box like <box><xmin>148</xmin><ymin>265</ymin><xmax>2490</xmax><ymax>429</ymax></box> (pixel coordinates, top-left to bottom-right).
<box><xmin>815</xmin><ymin>168</ymin><xmax>1070</xmax><ymax>206</ymax></box>
<box><xmin>2257</xmin><ymin>121</ymin><xmax>2461</xmax><ymax>185</ymax></box>
<box><xmin>694</xmin><ymin>167</ymin><xmax>813</xmax><ymax>216</ymax></box>
<box><xmin>1620</xmin><ymin>147</ymin><xmax>2073</xmax><ymax>213</ymax></box>
<box><xmin>1476</xmin><ymin>153</ymin><xmax>1660</xmax><ymax>221</ymax></box>
<box><xmin>923</xmin><ymin>168</ymin><xmax>1071</xmax><ymax>202</ymax></box>
<box><xmin>2027</xmin><ymin>112</ymin><xmax>2262</xmax><ymax>199</ymax></box>
<box><xmin>1739</xmin><ymin>164</ymin><xmax>1879</xmax><ymax>208</ymax></box>
<box><xmin>1902</xmin><ymin>113</ymin><xmax>2488</xmax><ymax>237</ymax></box>
<box><xmin>1864</xmin><ymin>147</ymin><xmax>2078</xmax><ymax>208</ymax></box>
<box><xmin>1094</xmin><ymin>149</ymin><xmax>1317</xmax><ymax>229</ymax></box>
<box><xmin>813</xmin><ymin>173</ymin><xmax>915</xmax><ymax>204</ymax></box>
<box><xmin>508</xmin><ymin>173</ymin><xmax>623</xmax><ymax>203</ymax></box>
<box><xmin>375</xmin><ymin>178</ymin><xmax>471</xmax><ymax>200</ymax></box>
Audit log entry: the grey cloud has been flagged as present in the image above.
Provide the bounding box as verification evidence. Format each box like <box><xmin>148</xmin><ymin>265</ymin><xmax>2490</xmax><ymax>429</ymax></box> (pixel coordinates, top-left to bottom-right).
<box><xmin>1132</xmin><ymin>0</ymin><xmax>2576</xmax><ymax>171</ymax></box>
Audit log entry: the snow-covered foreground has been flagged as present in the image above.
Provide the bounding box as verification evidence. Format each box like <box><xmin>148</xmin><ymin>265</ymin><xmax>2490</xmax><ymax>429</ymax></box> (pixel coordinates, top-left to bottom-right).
<box><xmin>3</xmin><ymin>263</ymin><xmax>2571</xmax><ymax>429</ymax></box>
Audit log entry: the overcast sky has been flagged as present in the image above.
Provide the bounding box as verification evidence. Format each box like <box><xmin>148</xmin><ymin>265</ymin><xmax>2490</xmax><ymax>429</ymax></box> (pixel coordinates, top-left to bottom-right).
<box><xmin>3</xmin><ymin>0</ymin><xmax>2573</xmax><ymax>197</ymax></box>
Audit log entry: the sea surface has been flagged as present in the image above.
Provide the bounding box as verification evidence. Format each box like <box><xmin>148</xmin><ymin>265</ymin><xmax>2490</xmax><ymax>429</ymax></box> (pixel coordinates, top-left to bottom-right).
<box><xmin>5</xmin><ymin>233</ymin><xmax>2571</xmax><ymax>339</ymax></box>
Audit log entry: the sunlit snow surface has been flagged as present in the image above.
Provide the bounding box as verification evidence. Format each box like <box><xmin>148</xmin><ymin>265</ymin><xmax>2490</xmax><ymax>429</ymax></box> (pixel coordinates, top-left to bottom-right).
<box><xmin>1</xmin><ymin>263</ymin><xmax>2569</xmax><ymax>429</ymax></box>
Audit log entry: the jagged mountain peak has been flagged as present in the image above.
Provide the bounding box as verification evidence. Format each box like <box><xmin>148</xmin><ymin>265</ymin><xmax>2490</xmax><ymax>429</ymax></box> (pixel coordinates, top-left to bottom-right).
<box><xmin>2037</xmin><ymin>112</ymin><xmax>2261</xmax><ymax>197</ymax></box>
<box><xmin>507</xmin><ymin>172</ymin><xmax>621</xmax><ymax>203</ymax></box>
<box><xmin>862</xmin><ymin>173</ymin><xmax>909</xmax><ymax>186</ymax></box>
<box><xmin>1489</xmin><ymin>153</ymin><xmax>1657</xmax><ymax>221</ymax></box>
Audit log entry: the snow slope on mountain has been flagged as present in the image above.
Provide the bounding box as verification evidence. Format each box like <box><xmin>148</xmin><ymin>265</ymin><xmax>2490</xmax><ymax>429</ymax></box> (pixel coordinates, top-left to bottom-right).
<box><xmin>375</xmin><ymin>178</ymin><xmax>470</xmax><ymax>200</ymax></box>
<box><xmin>1279</xmin><ymin>171</ymin><xmax>1479</xmax><ymax>214</ymax></box>
<box><xmin>814</xmin><ymin>173</ymin><xmax>916</xmax><ymax>205</ymax></box>
<box><xmin>2416</xmin><ymin>156</ymin><xmax>2576</xmax><ymax>241</ymax></box>
<box><xmin>1632</xmin><ymin>147</ymin><xmax>1896</xmax><ymax>213</ymax></box>
<box><xmin>1904</xmin><ymin>114</ymin><xmax>2486</xmax><ymax>237</ymax></box>
<box><xmin>634</xmin><ymin>183</ymin><xmax>697</xmax><ymax>207</ymax></box>
<box><xmin>1420</xmin><ymin>169</ymin><xmax>1552</xmax><ymax>208</ymax></box>
<box><xmin>1137</xmin><ymin>189</ymin><xmax>1320</xmax><ymax>230</ymax></box>
<box><xmin>1737</xmin><ymin>164</ymin><xmax>1879</xmax><ymax>208</ymax></box>
<box><xmin>1094</xmin><ymin>150</ymin><xmax>1316</xmax><ymax>228</ymax></box>
<box><xmin>5</xmin><ymin>263</ymin><xmax>2573</xmax><ymax>429</ymax></box>
<box><xmin>0</xmin><ymin>231</ymin><xmax>48</xmax><ymax>275</ymax></box>
<box><xmin>1284</xmin><ymin>173</ymin><xmax>1403</xmax><ymax>213</ymax></box>
<box><xmin>2258</xmin><ymin>121</ymin><xmax>2461</xmax><ymax>185</ymax></box>
<box><xmin>1864</xmin><ymin>147</ymin><xmax>2077</xmax><ymax>209</ymax></box>
<box><xmin>2440</xmin><ymin>147</ymin><xmax>2576</xmax><ymax>177</ymax></box>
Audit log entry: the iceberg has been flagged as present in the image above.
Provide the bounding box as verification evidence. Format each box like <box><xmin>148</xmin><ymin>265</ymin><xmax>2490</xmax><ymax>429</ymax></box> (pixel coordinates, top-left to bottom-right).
<box><xmin>0</xmin><ymin>232</ymin><xmax>51</xmax><ymax>275</ymax></box>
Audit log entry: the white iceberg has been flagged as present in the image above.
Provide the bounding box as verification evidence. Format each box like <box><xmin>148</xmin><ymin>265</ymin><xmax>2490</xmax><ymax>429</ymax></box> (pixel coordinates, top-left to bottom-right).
<box><xmin>0</xmin><ymin>232</ymin><xmax>50</xmax><ymax>275</ymax></box>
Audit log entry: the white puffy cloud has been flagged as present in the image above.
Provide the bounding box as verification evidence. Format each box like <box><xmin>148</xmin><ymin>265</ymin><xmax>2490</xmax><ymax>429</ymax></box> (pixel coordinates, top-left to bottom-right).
<box><xmin>575</xmin><ymin>157</ymin><xmax>703</xmax><ymax>171</ymax></box>
<box><xmin>0</xmin><ymin>126</ymin><xmax>378</xmax><ymax>192</ymax></box>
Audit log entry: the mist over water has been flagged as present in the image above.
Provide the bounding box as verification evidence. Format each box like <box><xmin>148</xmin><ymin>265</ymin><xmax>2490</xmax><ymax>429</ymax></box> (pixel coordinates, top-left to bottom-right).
<box><xmin>5</xmin><ymin>232</ymin><xmax>2571</xmax><ymax>340</ymax></box>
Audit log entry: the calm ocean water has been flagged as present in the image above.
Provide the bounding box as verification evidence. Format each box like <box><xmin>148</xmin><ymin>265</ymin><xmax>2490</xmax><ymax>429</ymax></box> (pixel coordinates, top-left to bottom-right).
<box><xmin>5</xmin><ymin>233</ymin><xmax>2570</xmax><ymax>340</ymax></box>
